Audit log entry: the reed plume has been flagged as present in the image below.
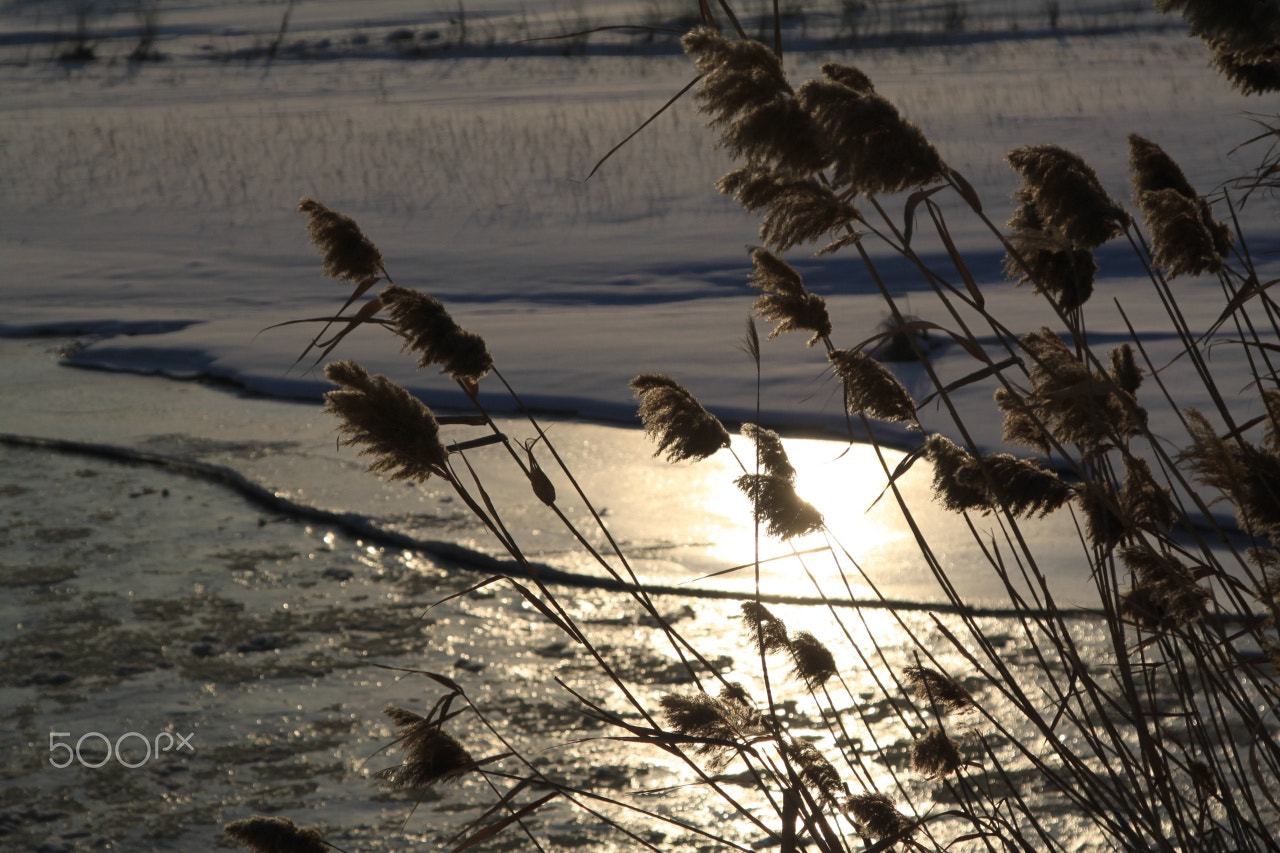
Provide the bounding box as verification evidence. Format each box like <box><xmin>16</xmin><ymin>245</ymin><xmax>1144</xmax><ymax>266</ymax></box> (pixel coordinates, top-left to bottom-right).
<box><xmin>1157</xmin><ymin>0</ymin><xmax>1280</xmax><ymax>92</ymax></box>
<box><xmin>1108</xmin><ymin>343</ymin><xmax>1144</xmax><ymax>396</ymax></box>
<box><xmin>828</xmin><ymin>348</ymin><xmax>917</xmax><ymax>425</ymax></box>
<box><xmin>1130</xmin><ymin>134</ymin><xmax>1233</xmax><ymax>277</ymax></box>
<box><xmin>924</xmin><ymin>435</ymin><xmax>1072</xmax><ymax>518</ymax></box>
<box><xmin>911</xmin><ymin>727</ymin><xmax>964</xmax><ymax>778</ymax></box>
<box><xmin>1006</xmin><ymin>145</ymin><xmax>1127</xmax><ymax>250</ymax></box>
<box><xmin>740</xmin><ymin>600</ymin><xmax>790</xmax><ymax>655</ymax></box>
<box><xmin>224</xmin><ymin>816</ymin><xmax>327</xmax><ymax>853</ymax></box>
<box><xmin>1254</xmin><ymin>556</ymin><xmax>1280</xmax><ymax>612</ymax></box>
<box><xmin>630</xmin><ymin>373</ymin><xmax>731</xmax><ymax>462</ymax></box>
<box><xmin>742</xmin><ymin>423</ymin><xmax>795</xmax><ymax>481</ymax></box>
<box><xmin>736</xmin><ymin>473</ymin><xmax>825</xmax><ymax>540</ymax></box>
<box><xmin>1132</xmin><ymin>190</ymin><xmax>1232</xmax><ymax>277</ymax></box>
<box><xmin>1119</xmin><ymin>543</ymin><xmax>1209</xmax><ymax>631</ymax></box>
<box><xmin>1211</xmin><ymin>46</ymin><xmax>1280</xmax><ymax>95</ymax></box>
<box><xmin>717</xmin><ymin>165</ymin><xmax>861</xmax><ymax>252</ymax></box>
<box><xmin>782</xmin><ymin>738</ymin><xmax>844</xmax><ymax>807</ymax></box>
<box><xmin>380</xmin><ymin>284</ymin><xmax>493</xmax><ymax>383</ymax></box>
<box><xmin>788</xmin><ymin>631</ymin><xmax>837</xmax><ymax>690</ymax></box>
<box><xmin>1128</xmin><ymin>133</ymin><xmax>1199</xmax><ymax>197</ymax></box>
<box><xmin>993</xmin><ymin>386</ymin><xmax>1053</xmax><ymax>455</ymax></box>
<box><xmin>1003</xmin><ymin>197</ymin><xmax>1098</xmax><ymax>311</ymax></box>
<box><xmin>323</xmin><ymin>360</ymin><xmax>449</xmax><ymax>482</ymax></box>
<box><xmin>1262</xmin><ymin>389</ymin><xmax>1280</xmax><ymax>455</ymax></box>
<box><xmin>377</xmin><ymin>705</ymin><xmax>476</xmax><ymax>789</ymax></box>
<box><xmin>682</xmin><ymin>27</ymin><xmax>828</xmax><ymax>178</ymax></box>
<box><xmin>659</xmin><ymin>687</ymin><xmax>763</xmax><ymax>766</ymax></box>
<box><xmin>748</xmin><ymin>249</ymin><xmax>832</xmax><ymax>346</ymax></box>
<box><xmin>819</xmin><ymin>62</ymin><xmax>874</xmax><ymax>94</ymax></box>
<box><xmin>846</xmin><ymin>792</ymin><xmax>915</xmax><ymax>842</ymax></box>
<box><xmin>1181</xmin><ymin>409</ymin><xmax>1280</xmax><ymax>542</ymax></box>
<box><xmin>1000</xmin><ymin>327</ymin><xmax>1146</xmax><ymax>455</ymax></box>
<box><xmin>796</xmin><ymin>65</ymin><xmax>945</xmax><ymax>196</ymax></box>
<box><xmin>298</xmin><ymin>197</ymin><xmax>384</xmax><ymax>285</ymax></box>
<box><xmin>924</xmin><ymin>435</ymin><xmax>990</xmax><ymax>513</ymax></box>
<box><xmin>659</xmin><ymin>691</ymin><xmax>733</xmax><ymax>739</ymax></box>
<box><xmin>1119</xmin><ymin>455</ymin><xmax>1176</xmax><ymax>531</ymax></box>
<box><xmin>903</xmin><ymin>664</ymin><xmax>974</xmax><ymax>714</ymax></box>
<box><xmin>1156</xmin><ymin>0</ymin><xmax>1280</xmax><ymax>52</ymax></box>
<box><xmin>1076</xmin><ymin>480</ymin><xmax>1127</xmax><ymax>551</ymax></box>
<box><xmin>969</xmin><ymin>451</ymin><xmax>1072</xmax><ymax>518</ymax></box>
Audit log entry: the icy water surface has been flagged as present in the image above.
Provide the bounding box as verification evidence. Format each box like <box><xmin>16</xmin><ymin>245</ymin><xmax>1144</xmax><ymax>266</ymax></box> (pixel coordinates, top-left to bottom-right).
<box><xmin>0</xmin><ymin>336</ymin><xmax>1135</xmax><ymax>850</ymax></box>
<box><xmin>1</xmin><ymin>436</ymin><xmax>1123</xmax><ymax>850</ymax></box>
<box><xmin>0</xmin><ymin>438</ymin><xmax>744</xmax><ymax>850</ymax></box>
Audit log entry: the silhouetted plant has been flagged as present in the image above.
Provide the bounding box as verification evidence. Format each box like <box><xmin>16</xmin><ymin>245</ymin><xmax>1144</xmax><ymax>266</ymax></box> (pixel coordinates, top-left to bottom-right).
<box><xmin>226</xmin><ymin>3</ymin><xmax>1280</xmax><ymax>851</ymax></box>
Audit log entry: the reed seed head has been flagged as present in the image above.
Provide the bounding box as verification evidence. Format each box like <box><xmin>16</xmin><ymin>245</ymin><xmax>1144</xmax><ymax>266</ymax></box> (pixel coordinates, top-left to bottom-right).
<box><xmin>1129</xmin><ymin>134</ymin><xmax>1231</xmax><ymax>277</ymax></box>
<box><xmin>659</xmin><ymin>688</ymin><xmax>763</xmax><ymax>766</ymax></box>
<box><xmin>1211</xmin><ymin>43</ymin><xmax>1280</xmax><ymax>95</ymax></box>
<box><xmin>740</xmin><ymin>601</ymin><xmax>790</xmax><ymax>655</ymax></box>
<box><xmin>789</xmin><ymin>631</ymin><xmax>838</xmax><ymax>689</ymax></box>
<box><xmin>742</xmin><ymin>423</ymin><xmax>796</xmax><ymax>481</ymax></box>
<box><xmin>1181</xmin><ymin>409</ymin><xmax>1280</xmax><ymax>542</ymax></box>
<box><xmin>1128</xmin><ymin>133</ymin><xmax>1198</xmax><ymax>198</ymax></box>
<box><xmin>736</xmin><ymin>473</ymin><xmax>825</xmax><ymax>540</ymax></box>
<box><xmin>1003</xmin><ymin>211</ymin><xmax>1098</xmax><ymax>311</ymax></box>
<box><xmin>820</xmin><ymin>62</ymin><xmax>875</xmax><ymax>93</ymax></box>
<box><xmin>994</xmin><ymin>387</ymin><xmax>1052</xmax><ymax>455</ymax></box>
<box><xmin>1180</xmin><ymin>409</ymin><xmax>1245</xmax><ymax>496</ymax></box>
<box><xmin>1255</xmin><ymin>564</ymin><xmax>1280</xmax><ymax>610</ymax></box>
<box><xmin>924</xmin><ymin>435</ymin><xmax>991</xmax><ymax>514</ymax></box>
<box><xmin>1262</xmin><ymin>389</ymin><xmax>1280</xmax><ymax>455</ymax></box>
<box><xmin>1006</xmin><ymin>145</ymin><xmax>1127</xmax><ymax>249</ymax></box>
<box><xmin>903</xmin><ymin>664</ymin><xmax>974</xmax><ymax>714</ymax></box>
<box><xmin>1119</xmin><ymin>543</ymin><xmax>1209</xmax><ymax>631</ymax></box>
<box><xmin>783</xmin><ymin>738</ymin><xmax>844</xmax><ymax>807</ymax></box>
<box><xmin>1156</xmin><ymin>0</ymin><xmax>1280</xmax><ymax>60</ymax></box>
<box><xmin>846</xmin><ymin>792</ymin><xmax>915</xmax><ymax>842</ymax></box>
<box><xmin>660</xmin><ymin>691</ymin><xmax>731</xmax><ymax>738</ymax></box>
<box><xmin>828</xmin><ymin>349</ymin><xmax>917</xmax><ymax>425</ymax></box>
<box><xmin>1135</xmin><ymin>188</ymin><xmax>1232</xmax><ymax>277</ymax></box>
<box><xmin>224</xmin><ymin>816</ymin><xmax>327</xmax><ymax>853</ymax></box>
<box><xmin>682</xmin><ymin>28</ymin><xmax>829</xmax><ymax>178</ymax></box>
<box><xmin>911</xmin><ymin>727</ymin><xmax>963</xmax><ymax>778</ymax></box>
<box><xmin>923</xmin><ymin>435</ymin><xmax>1071</xmax><ymax>518</ymax></box>
<box><xmin>985</xmin><ymin>453</ymin><xmax>1074</xmax><ymax>518</ymax></box>
<box><xmin>1014</xmin><ymin>327</ymin><xmax>1147</xmax><ymax>453</ymax></box>
<box><xmin>718</xmin><ymin>165</ymin><xmax>862</xmax><ymax>252</ymax></box>
<box><xmin>630</xmin><ymin>374</ymin><xmax>731</xmax><ymax>462</ymax></box>
<box><xmin>1108</xmin><ymin>344</ymin><xmax>1144</xmax><ymax>397</ymax></box>
<box><xmin>1120</xmin><ymin>455</ymin><xmax>1176</xmax><ymax>531</ymax></box>
<box><xmin>380</xmin><ymin>285</ymin><xmax>493</xmax><ymax>382</ymax></box>
<box><xmin>1076</xmin><ymin>481</ymin><xmax>1127</xmax><ymax>551</ymax></box>
<box><xmin>1232</xmin><ymin>448</ymin><xmax>1280</xmax><ymax>541</ymax></box>
<box><xmin>298</xmin><ymin>197</ymin><xmax>384</xmax><ymax>285</ymax></box>
<box><xmin>323</xmin><ymin>360</ymin><xmax>449</xmax><ymax>482</ymax></box>
<box><xmin>796</xmin><ymin>76</ymin><xmax>945</xmax><ymax>196</ymax></box>
<box><xmin>683</xmin><ymin>27</ymin><xmax>788</xmax><ymax>95</ymax></box>
<box><xmin>748</xmin><ymin>249</ymin><xmax>832</xmax><ymax>345</ymax></box>
<box><xmin>377</xmin><ymin>704</ymin><xmax>475</xmax><ymax>790</ymax></box>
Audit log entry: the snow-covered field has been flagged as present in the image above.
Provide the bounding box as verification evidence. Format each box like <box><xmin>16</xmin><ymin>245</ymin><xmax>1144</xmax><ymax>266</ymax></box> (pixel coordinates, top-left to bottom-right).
<box><xmin>2</xmin><ymin>0</ymin><xmax>1277</xmax><ymax>849</ymax></box>
<box><xmin>2</xmin><ymin>0</ymin><xmax>1269</xmax><ymax>441</ymax></box>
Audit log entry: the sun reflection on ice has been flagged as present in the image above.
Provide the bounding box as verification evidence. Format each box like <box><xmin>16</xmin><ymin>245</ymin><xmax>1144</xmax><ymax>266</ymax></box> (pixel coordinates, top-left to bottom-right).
<box><xmin>663</xmin><ymin>428</ymin><xmax>1102</xmax><ymax>610</ymax></box>
<box><xmin>686</xmin><ymin>434</ymin><xmax>916</xmax><ymax>603</ymax></box>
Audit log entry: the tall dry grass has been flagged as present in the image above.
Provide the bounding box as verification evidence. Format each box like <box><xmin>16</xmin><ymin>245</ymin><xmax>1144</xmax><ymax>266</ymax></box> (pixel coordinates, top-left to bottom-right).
<box><xmin>226</xmin><ymin>1</ymin><xmax>1280</xmax><ymax>851</ymax></box>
